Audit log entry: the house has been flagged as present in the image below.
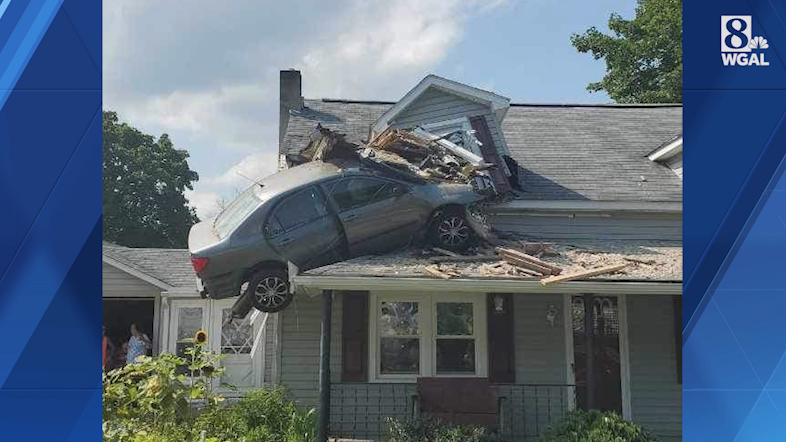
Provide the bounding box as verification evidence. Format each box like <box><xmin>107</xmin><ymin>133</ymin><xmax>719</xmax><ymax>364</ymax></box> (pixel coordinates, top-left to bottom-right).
<box><xmin>102</xmin><ymin>242</ymin><xmax>277</xmax><ymax>392</ymax></box>
<box><xmin>274</xmin><ymin>71</ymin><xmax>683</xmax><ymax>442</ymax></box>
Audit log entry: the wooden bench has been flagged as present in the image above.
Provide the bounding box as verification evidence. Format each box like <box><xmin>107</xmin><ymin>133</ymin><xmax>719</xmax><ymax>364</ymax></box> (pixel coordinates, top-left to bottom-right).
<box><xmin>416</xmin><ymin>377</ymin><xmax>498</xmax><ymax>426</ymax></box>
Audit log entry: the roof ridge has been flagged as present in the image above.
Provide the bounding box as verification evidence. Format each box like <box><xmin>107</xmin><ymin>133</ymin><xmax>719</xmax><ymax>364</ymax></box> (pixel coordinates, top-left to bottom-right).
<box><xmin>307</xmin><ymin>97</ymin><xmax>682</xmax><ymax>108</ymax></box>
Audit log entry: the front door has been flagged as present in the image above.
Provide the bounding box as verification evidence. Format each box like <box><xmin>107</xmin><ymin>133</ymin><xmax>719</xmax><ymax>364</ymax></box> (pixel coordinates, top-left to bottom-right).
<box><xmin>169</xmin><ymin>299</ymin><xmax>263</xmax><ymax>392</ymax></box>
<box><xmin>325</xmin><ymin>177</ymin><xmax>424</xmax><ymax>257</ymax></box>
<box><xmin>266</xmin><ymin>186</ymin><xmax>344</xmax><ymax>269</ymax></box>
<box><xmin>211</xmin><ymin>300</ymin><xmax>260</xmax><ymax>390</ymax></box>
<box><xmin>571</xmin><ymin>295</ymin><xmax>623</xmax><ymax>414</ymax></box>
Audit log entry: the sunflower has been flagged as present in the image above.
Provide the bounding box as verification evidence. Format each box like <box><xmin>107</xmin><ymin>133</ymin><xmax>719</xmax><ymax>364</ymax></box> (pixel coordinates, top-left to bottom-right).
<box><xmin>194</xmin><ymin>329</ymin><xmax>208</xmax><ymax>344</ymax></box>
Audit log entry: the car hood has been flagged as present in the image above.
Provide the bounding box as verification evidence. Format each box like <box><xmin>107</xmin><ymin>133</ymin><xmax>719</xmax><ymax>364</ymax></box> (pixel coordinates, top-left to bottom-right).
<box><xmin>188</xmin><ymin>217</ymin><xmax>220</xmax><ymax>254</ymax></box>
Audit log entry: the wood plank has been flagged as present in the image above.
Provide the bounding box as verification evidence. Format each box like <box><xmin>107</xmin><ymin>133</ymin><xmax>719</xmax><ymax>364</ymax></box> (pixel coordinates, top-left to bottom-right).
<box><xmin>432</xmin><ymin>255</ymin><xmax>500</xmax><ymax>263</ymax></box>
<box><xmin>432</xmin><ymin>247</ymin><xmax>463</xmax><ymax>258</ymax></box>
<box><xmin>539</xmin><ymin>264</ymin><xmax>628</xmax><ymax>286</ymax></box>
<box><xmin>497</xmin><ymin>253</ymin><xmax>552</xmax><ymax>276</ymax></box>
<box><xmin>496</xmin><ymin>247</ymin><xmax>563</xmax><ymax>274</ymax></box>
<box><xmin>423</xmin><ymin>265</ymin><xmax>453</xmax><ymax>279</ymax></box>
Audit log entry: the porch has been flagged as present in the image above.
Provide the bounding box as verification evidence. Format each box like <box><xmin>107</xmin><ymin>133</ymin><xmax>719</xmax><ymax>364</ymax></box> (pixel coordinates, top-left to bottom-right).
<box><xmin>329</xmin><ymin>382</ymin><xmax>574</xmax><ymax>441</ymax></box>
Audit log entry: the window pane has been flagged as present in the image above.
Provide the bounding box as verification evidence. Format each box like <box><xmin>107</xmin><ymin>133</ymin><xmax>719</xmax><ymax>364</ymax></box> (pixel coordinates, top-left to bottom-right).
<box><xmin>177</xmin><ymin>307</ymin><xmax>203</xmax><ymax>340</ymax></box>
<box><xmin>274</xmin><ymin>187</ymin><xmax>327</xmax><ymax>232</ymax></box>
<box><xmin>380</xmin><ymin>338</ymin><xmax>419</xmax><ymax>374</ymax></box>
<box><xmin>329</xmin><ymin>178</ymin><xmax>389</xmax><ymax>211</ymax></box>
<box><xmin>436</xmin><ymin>302</ymin><xmax>474</xmax><ymax>336</ymax></box>
<box><xmin>436</xmin><ymin>339</ymin><xmax>475</xmax><ymax>373</ymax></box>
<box><xmin>379</xmin><ymin>302</ymin><xmax>419</xmax><ymax>336</ymax></box>
<box><xmin>221</xmin><ymin>309</ymin><xmax>252</xmax><ymax>354</ymax></box>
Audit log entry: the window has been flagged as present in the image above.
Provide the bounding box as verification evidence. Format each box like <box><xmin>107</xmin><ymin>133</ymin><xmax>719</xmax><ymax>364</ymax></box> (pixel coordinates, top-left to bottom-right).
<box><xmin>268</xmin><ymin>187</ymin><xmax>328</xmax><ymax>235</ymax></box>
<box><xmin>370</xmin><ymin>293</ymin><xmax>487</xmax><ymax>380</ymax></box>
<box><xmin>174</xmin><ymin>306</ymin><xmax>205</xmax><ymax>374</ymax></box>
<box><xmin>327</xmin><ymin>178</ymin><xmax>394</xmax><ymax>211</ymax></box>
<box><xmin>221</xmin><ymin>309</ymin><xmax>252</xmax><ymax>355</ymax></box>
<box><xmin>214</xmin><ymin>187</ymin><xmax>262</xmax><ymax>238</ymax></box>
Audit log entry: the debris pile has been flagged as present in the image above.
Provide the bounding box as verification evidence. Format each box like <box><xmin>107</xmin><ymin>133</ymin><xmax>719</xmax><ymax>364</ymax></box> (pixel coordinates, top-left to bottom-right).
<box><xmin>288</xmin><ymin>124</ymin><xmax>498</xmax><ymax>192</ymax></box>
<box><xmin>420</xmin><ymin>243</ymin><xmax>630</xmax><ymax>286</ymax></box>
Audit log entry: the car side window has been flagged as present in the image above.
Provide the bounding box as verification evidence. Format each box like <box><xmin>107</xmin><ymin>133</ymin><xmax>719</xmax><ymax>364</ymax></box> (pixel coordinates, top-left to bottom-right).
<box><xmin>328</xmin><ymin>178</ymin><xmax>395</xmax><ymax>212</ymax></box>
<box><xmin>267</xmin><ymin>187</ymin><xmax>328</xmax><ymax>235</ymax></box>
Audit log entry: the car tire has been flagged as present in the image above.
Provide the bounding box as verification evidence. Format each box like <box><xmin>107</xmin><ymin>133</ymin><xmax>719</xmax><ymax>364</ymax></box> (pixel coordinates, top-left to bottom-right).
<box><xmin>246</xmin><ymin>269</ymin><xmax>293</xmax><ymax>313</ymax></box>
<box><xmin>429</xmin><ymin>207</ymin><xmax>474</xmax><ymax>252</ymax></box>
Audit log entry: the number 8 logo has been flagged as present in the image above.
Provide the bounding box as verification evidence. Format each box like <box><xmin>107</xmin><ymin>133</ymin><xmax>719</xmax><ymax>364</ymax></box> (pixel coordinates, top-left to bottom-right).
<box><xmin>725</xmin><ymin>18</ymin><xmax>749</xmax><ymax>49</ymax></box>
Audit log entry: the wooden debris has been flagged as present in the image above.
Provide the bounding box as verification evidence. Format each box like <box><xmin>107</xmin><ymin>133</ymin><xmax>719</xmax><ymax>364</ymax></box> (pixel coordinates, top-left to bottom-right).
<box><xmin>432</xmin><ymin>255</ymin><xmax>499</xmax><ymax>264</ymax></box>
<box><xmin>496</xmin><ymin>247</ymin><xmax>563</xmax><ymax>275</ymax></box>
<box><xmin>432</xmin><ymin>247</ymin><xmax>463</xmax><ymax>258</ymax></box>
<box><xmin>624</xmin><ymin>257</ymin><xmax>657</xmax><ymax>266</ymax></box>
<box><xmin>539</xmin><ymin>264</ymin><xmax>628</xmax><ymax>286</ymax></box>
<box><xmin>423</xmin><ymin>265</ymin><xmax>453</xmax><ymax>279</ymax></box>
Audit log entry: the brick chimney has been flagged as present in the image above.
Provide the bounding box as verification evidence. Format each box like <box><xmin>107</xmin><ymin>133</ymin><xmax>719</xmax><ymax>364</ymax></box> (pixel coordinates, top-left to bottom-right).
<box><xmin>279</xmin><ymin>70</ymin><xmax>304</xmax><ymax>159</ymax></box>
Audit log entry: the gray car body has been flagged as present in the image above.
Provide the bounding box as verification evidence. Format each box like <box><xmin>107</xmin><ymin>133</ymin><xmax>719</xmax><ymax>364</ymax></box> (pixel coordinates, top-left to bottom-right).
<box><xmin>188</xmin><ymin>162</ymin><xmax>483</xmax><ymax>299</ymax></box>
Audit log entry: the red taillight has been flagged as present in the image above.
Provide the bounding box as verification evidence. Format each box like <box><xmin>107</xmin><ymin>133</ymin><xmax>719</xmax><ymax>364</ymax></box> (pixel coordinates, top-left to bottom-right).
<box><xmin>190</xmin><ymin>256</ymin><xmax>210</xmax><ymax>273</ymax></box>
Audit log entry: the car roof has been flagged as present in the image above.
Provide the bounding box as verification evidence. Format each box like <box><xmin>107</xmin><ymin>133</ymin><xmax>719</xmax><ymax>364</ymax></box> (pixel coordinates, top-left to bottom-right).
<box><xmin>255</xmin><ymin>162</ymin><xmax>344</xmax><ymax>197</ymax></box>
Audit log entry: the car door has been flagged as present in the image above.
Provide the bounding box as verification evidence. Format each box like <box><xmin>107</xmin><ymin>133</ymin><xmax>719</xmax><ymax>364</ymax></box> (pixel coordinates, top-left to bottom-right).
<box><xmin>325</xmin><ymin>177</ymin><xmax>427</xmax><ymax>257</ymax></box>
<box><xmin>264</xmin><ymin>186</ymin><xmax>344</xmax><ymax>269</ymax></box>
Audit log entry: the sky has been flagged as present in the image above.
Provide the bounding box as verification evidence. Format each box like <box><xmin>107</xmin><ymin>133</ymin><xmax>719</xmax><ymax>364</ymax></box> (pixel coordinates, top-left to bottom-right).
<box><xmin>103</xmin><ymin>0</ymin><xmax>637</xmax><ymax>219</ymax></box>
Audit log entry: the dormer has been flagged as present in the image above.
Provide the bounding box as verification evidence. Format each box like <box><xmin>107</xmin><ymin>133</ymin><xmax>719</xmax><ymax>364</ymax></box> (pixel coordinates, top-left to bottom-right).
<box><xmin>371</xmin><ymin>75</ymin><xmax>514</xmax><ymax>192</ymax></box>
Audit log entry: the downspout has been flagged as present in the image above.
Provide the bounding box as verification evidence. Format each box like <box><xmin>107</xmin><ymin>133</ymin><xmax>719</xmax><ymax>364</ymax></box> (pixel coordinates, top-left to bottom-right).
<box><xmin>317</xmin><ymin>290</ymin><xmax>333</xmax><ymax>442</ymax></box>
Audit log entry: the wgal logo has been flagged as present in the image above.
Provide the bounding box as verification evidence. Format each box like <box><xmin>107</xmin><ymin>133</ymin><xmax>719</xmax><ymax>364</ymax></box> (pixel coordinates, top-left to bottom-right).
<box><xmin>721</xmin><ymin>15</ymin><xmax>770</xmax><ymax>66</ymax></box>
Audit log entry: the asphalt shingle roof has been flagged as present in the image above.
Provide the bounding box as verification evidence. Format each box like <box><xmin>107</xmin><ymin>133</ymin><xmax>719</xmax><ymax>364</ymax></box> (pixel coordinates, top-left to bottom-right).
<box><xmin>283</xmin><ymin>99</ymin><xmax>682</xmax><ymax>202</ymax></box>
<box><xmin>103</xmin><ymin>242</ymin><xmax>196</xmax><ymax>289</ymax></box>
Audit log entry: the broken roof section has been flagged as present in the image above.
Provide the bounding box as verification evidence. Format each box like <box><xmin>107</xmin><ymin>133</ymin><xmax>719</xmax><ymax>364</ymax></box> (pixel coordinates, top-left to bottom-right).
<box><xmin>301</xmin><ymin>238</ymin><xmax>682</xmax><ymax>282</ymax></box>
<box><xmin>282</xmin><ymin>99</ymin><xmax>682</xmax><ymax>202</ymax></box>
<box><xmin>286</xmin><ymin>122</ymin><xmax>502</xmax><ymax>194</ymax></box>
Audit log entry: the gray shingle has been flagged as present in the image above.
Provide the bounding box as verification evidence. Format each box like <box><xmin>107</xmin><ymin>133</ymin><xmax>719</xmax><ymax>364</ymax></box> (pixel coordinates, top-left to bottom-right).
<box><xmin>282</xmin><ymin>99</ymin><xmax>682</xmax><ymax>202</ymax></box>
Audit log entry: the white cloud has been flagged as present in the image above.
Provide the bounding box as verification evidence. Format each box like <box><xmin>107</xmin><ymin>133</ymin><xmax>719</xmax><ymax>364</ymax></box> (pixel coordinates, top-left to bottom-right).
<box><xmin>103</xmin><ymin>0</ymin><xmax>512</xmax><ymax>218</ymax></box>
<box><xmin>185</xmin><ymin>189</ymin><xmax>222</xmax><ymax>220</ymax></box>
<box><xmin>209</xmin><ymin>153</ymin><xmax>279</xmax><ymax>189</ymax></box>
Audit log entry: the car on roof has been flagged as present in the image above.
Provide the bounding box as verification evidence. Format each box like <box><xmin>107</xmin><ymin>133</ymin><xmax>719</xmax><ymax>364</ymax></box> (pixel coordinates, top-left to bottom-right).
<box><xmin>188</xmin><ymin>161</ymin><xmax>484</xmax><ymax>316</ymax></box>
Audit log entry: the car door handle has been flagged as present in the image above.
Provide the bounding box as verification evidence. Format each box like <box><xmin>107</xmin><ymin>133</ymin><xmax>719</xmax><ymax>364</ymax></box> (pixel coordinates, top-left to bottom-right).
<box><xmin>278</xmin><ymin>237</ymin><xmax>293</xmax><ymax>245</ymax></box>
<box><xmin>343</xmin><ymin>214</ymin><xmax>358</xmax><ymax>221</ymax></box>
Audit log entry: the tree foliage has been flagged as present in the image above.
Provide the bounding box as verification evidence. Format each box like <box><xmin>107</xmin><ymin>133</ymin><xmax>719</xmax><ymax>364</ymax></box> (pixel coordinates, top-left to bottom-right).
<box><xmin>570</xmin><ymin>0</ymin><xmax>682</xmax><ymax>103</ymax></box>
<box><xmin>103</xmin><ymin>111</ymin><xmax>199</xmax><ymax>248</ymax></box>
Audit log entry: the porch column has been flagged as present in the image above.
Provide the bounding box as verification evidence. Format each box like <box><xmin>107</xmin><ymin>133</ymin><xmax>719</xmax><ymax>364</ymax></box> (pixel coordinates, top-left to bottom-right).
<box><xmin>318</xmin><ymin>290</ymin><xmax>333</xmax><ymax>442</ymax></box>
<box><xmin>583</xmin><ymin>293</ymin><xmax>596</xmax><ymax>409</ymax></box>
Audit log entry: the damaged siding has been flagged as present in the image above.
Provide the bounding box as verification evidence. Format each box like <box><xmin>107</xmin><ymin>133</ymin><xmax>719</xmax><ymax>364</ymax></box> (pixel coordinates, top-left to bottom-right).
<box><xmin>627</xmin><ymin>296</ymin><xmax>682</xmax><ymax>442</ymax></box>
<box><xmin>489</xmin><ymin>211</ymin><xmax>683</xmax><ymax>241</ymax></box>
<box><xmin>389</xmin><ymin>88</ymin><xmax>510</xmax><ymax>162</ymax></box>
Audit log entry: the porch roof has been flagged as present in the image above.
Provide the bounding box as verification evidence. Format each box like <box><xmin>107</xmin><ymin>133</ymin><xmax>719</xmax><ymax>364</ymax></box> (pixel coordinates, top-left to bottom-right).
<box><xmin>102</xmin><ymin>242</ymin><xmax>197</xmax><ymax>290</ymax></box>
<box><xmin>297</xmin><ymin>239</ymin><xmax>682</xmax><ymax>293</ymax></box>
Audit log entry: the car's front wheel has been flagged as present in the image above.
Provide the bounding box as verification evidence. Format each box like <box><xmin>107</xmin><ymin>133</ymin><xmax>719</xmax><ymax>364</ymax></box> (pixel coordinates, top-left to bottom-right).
<box><xmin>246</xmin><ymin>269</ymin><xmax>293</xmax><ymax>313</ymax></box>
<box><xmin>429</xmin><ymin>207</ymin><xmax>474</xmax><ymax>252</ymax></box>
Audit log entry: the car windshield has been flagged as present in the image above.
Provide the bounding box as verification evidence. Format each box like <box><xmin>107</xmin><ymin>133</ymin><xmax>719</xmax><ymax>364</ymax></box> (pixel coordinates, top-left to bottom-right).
<box><xmin>214</xmin><ymin>186</ymin><xmax>262</xmax><ymax>239</ymax></box>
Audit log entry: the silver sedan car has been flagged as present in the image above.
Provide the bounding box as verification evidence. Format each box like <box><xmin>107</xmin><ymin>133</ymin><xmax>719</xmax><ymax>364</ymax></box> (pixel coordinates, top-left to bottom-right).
<box><xmin>188</xmin><ymin>162</ymin><xmax>483</xmax><ymax>315</ymax></box>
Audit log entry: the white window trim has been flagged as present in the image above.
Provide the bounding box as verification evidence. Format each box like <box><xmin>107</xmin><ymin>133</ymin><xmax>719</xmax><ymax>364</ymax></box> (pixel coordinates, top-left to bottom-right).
<box><xmin>563</xmin><ymin>294</ymin><xmax>632</xmax><ymax>420</ymax></box>
<box><xmin>368</xmin><ymin>292</ymin><xmax>488</xmax><ymax>383</ymax></box>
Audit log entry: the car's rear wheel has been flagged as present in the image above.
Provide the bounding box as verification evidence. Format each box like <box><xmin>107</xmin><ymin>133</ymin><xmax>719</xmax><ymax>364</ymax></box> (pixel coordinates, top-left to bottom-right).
<box><xmin>246</xmin><ymin>269</ymin><xmax>293</xmax><ymax>313</ymax></box>
<box><xmin>429</xmin><ymin>207</ymin><xmax>474</xmax><ymax>252</ymax></box>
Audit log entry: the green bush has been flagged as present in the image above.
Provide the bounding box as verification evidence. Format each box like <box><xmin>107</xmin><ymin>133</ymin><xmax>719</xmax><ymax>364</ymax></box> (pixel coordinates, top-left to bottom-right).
<box><xmin>387</xmin><ymin>417</ymin><xmax>506</xmax><ymax>442</ymax></box>
<box><xmin>540</xmin><ymin>410</ymin><xmax>658</xmax><ymax>442</ymax></box>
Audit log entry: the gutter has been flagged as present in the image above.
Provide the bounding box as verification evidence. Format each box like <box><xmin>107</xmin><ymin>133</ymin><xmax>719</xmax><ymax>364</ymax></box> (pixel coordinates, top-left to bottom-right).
<box><xmin>488</xmin><ymin>200</ymin><xmax>683</xmax><ymax>214</ymax></box>
<box><xmin>293</xmin><ymin>275</ymin><xmax>682</xmax><ymax>296</ymax></box>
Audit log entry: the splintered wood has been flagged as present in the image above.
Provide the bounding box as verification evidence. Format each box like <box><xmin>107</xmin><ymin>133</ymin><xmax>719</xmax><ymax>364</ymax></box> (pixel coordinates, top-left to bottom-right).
<box><xmin>423</xmin><ymin>264</ymin><xmax>462</xmax><ymax>279</ymax></box>
<box><xmin>539</xmin><ymin>264</ymin><xmax>629</xmax><ymax>286</ymax></box>
<box><xmin>496</xmin><ymin>247</ymin><xmax>563</xmax><ymax>277</ymax></box>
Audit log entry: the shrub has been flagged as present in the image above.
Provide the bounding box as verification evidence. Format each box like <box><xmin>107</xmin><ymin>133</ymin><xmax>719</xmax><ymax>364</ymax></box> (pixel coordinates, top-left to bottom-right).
<box><xmin>387</xmin><ymin>417</ymin><xmax>506</xmax><ymax>442</ymax></box>
<box><xmin>540</xmin><ymin>410</ymin><xmax>658</xmax><ymax>442</ymax></box>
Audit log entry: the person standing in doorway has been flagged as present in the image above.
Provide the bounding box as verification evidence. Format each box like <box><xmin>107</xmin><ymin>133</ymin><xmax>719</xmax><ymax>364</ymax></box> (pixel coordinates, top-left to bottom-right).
<box><xmin>126</xmin><ymin>323</ymin><xmax>152</xmax><ymax>365</ymax></box>
<box><xmin>102</xmin><ymin>325</ymin><xmax>115</xmax><ymax>370</ymax></box>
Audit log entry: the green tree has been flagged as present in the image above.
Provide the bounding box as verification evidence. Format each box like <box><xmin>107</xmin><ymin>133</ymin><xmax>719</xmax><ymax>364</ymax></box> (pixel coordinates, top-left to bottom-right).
<box><xmin>570</xmin><ymin>0</ymin><xmax>682</xmax><ymax>103</ymax></box>
<box><xmin>103</xmin><ymin>111</ymin><xmax>199</xmax><ymax>248</ymax></box>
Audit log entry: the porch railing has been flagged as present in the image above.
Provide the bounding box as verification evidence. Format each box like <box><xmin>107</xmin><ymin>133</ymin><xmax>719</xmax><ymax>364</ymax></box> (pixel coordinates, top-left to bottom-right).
<box><xmin>329</xmin><ymin>383</ymin><xmax>575</xmax><ymax>441</ymax></box>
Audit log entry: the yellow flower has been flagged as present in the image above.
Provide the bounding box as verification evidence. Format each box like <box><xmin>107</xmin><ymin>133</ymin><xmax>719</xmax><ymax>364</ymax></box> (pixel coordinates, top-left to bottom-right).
<box><xmin>195</xmin><ymin>330</ymin><xmax>208</xmax><ymax>344</ymax></box>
